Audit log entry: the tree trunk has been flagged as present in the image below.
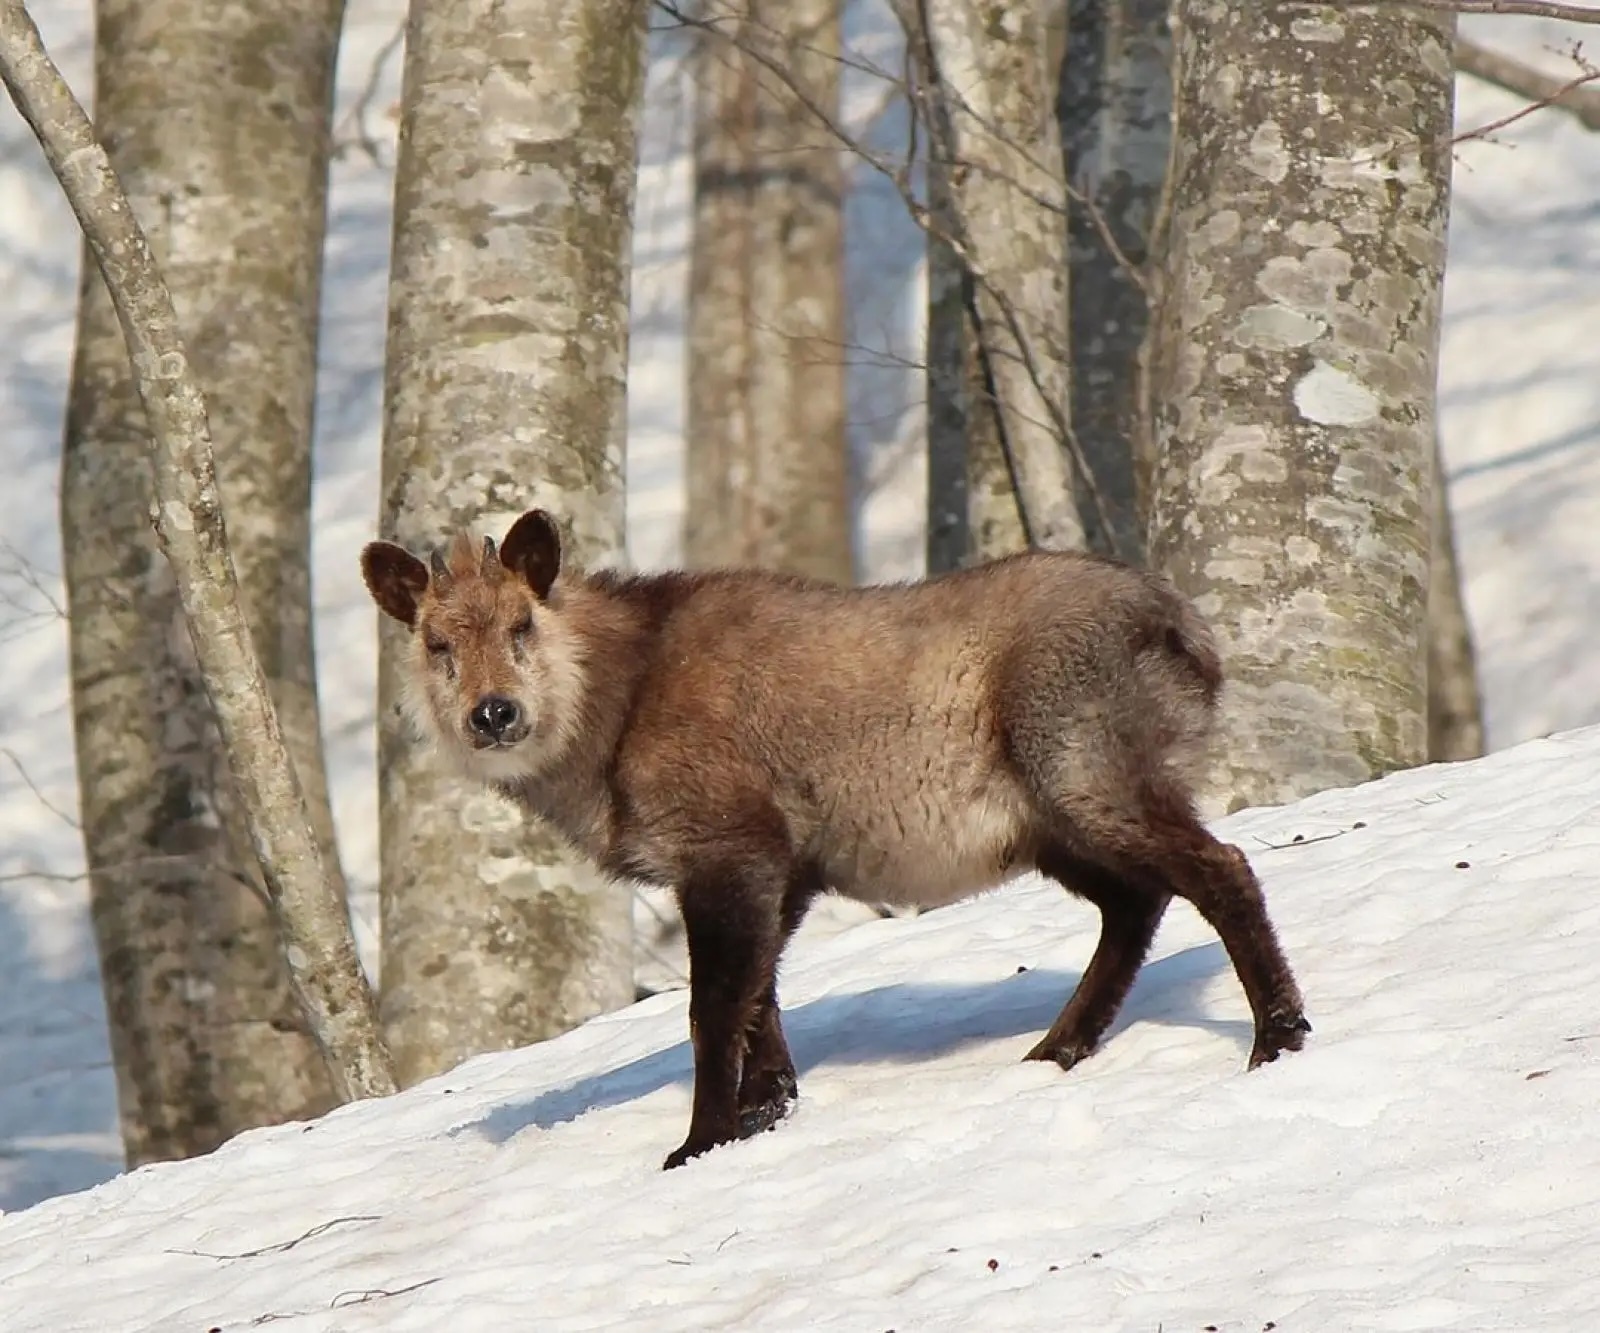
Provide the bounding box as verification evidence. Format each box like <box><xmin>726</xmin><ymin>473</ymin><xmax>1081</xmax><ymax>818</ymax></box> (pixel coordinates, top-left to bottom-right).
<box><xmin>916</xmin><ymin>9</ymin><xmax>1025</xmax><ymax>573</ymax></box>
<box><xmin>1428</xmin><ymin>437</ymin><xmax>1485</xmax><ymax>762</ymax></box>
<box><xmin>684</xmin><ymin>0</ymin><xmax>854</xmax><ymax>583</ymax></box>
<box><xmin>1146</xmin><ymin>0</ymin><xmax>1455</xmax><ymax>814</ymax></box>
<box><xmin>915</xmin><ymin>0</ymin><xmax>1085</xmax><ymax>553</ymax></box>
<box><xmin>378</xmin><ymin>0</ymin><xmax>647</xmax><ymax>1085</ymax></box>
<box><xmin>1057</xmin><ymin>0</ymin><xmax>1171</xmax><ymax>561</ymax></box>
<box><xmin>48</xmin><ymin>0</ymin><xmax>356</xmax><ymax>1165</ymax></box>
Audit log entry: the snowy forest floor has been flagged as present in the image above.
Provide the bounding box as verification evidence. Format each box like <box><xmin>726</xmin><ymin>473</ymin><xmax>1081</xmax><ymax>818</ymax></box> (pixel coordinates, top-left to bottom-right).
<box><xmin>1</xmin><ymin>0</ymin><xmax>1598</xmax><ymax>1244</ymax></box>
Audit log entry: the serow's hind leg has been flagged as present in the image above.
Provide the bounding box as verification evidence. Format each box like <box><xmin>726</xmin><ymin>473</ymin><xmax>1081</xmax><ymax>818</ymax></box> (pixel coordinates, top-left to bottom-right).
<box><xmin>1082</xmin><ymin>793</ymin><xmax>1311</xmax><ymax>1069</ymax></box>
<box><xmin>1025</xmin><ymin>843</ymin><xmax>1170</xmax><ymax>1071</ymax></box>
<box><xmin>735</xmin><ymin>869</ymin><xmax>816</xmax><ymax>1138</ymax></box>
<box><xmin>1196</xmin><ymin>838</ymin><xmax>1311</xmax><ymax>1068</ymax></box>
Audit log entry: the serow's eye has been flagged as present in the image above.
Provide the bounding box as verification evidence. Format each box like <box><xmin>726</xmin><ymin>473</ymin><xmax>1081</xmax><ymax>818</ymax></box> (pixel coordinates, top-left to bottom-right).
<box><xmin>510</xmin><ymin>615</ymin><xmax>534</xmax><ymax>641</ymax></box>
<box><xmin>424</xmin><ymin>634</ymin><xmax>450</xmax><ymax>658</ymax></box>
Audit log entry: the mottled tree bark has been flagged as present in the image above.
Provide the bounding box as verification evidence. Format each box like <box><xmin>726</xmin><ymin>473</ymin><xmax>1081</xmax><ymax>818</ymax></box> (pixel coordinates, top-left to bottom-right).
<box><xmin>378</xmin><ymin>0</ymin><xmax>647</xmax><ymax>1085</ymax></box>
<box><xmin>915</xmin><ymin>0</ymin><xmax>1085</xmax><ymax>553</ymax></box>
<box><xmin>1428</xmin><ymin>438</ymin><xmax>1485</xmax><ymax>761</ymax></box>
<box><xmin>1</xmin><ymin>0</ymin><xmax>394</xmax><ymax>1157</ymax></box>
<box><xmin>1147</xmin><ymin>0</ymin><xmax>1455</xmax><ymax>813</ymax></box>
<box><xmin>42</xmin><ymin>0</ymin><xmax>358</xmax><ymax>1164</ymax></box>
<box><xmin>915</xmin><ymin>9</ymin><xmax>1025</xmax><ymax>573</ymax></box>
<box><xmin>1057</xmin><ymin>0</ymin><xmax>1170</xmax><ymax>560</ymax></box>
<box><xmin>684</xmin><ymin>0</ymin><xmax>854</xmax><ymax>583</ymax></box>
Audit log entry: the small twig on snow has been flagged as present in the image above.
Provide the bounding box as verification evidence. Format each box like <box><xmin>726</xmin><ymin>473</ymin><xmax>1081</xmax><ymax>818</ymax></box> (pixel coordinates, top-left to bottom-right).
<box><xmin>330</xmin><ymin>1278</ymin><xmax>444</xmax><ymax>1308</ymax></box>
<box><xmin>166</xmin><ymin>1214</ymin><xmax>382</xmax><ymax>1262</ymax></box>
<box><xmin>1252</xmin><ymin>829</ymin><xmax>1354</xmax><ymax>851</ymax></box>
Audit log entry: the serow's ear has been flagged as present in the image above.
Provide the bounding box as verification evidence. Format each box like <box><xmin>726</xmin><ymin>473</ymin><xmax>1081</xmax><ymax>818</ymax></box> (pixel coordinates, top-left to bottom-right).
<box><xmin>361</xmin><ymin>541</ymin><xmax>430</xmax><ymax>628</ymax></box>
<box><xmin>499</xmin><ymin>508</ymin><xmax>562</xmax><ymax>601</ymax></box>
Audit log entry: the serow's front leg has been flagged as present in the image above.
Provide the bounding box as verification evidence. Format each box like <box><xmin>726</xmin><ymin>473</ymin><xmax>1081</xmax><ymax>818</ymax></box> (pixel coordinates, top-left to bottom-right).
<box><xmin>664</xmin><ymin>863</ymin><xmax>785</xmax><ymax>1170</ymax></box>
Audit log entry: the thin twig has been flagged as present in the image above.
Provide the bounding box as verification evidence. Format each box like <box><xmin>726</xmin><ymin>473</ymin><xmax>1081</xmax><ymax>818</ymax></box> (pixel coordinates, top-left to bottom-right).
<box><xmin>1454</xmin><ymin>65</ymin><xmax>1600</xmax><ymax>141</ymax></box>
<box><xmin>167</xmin><ymin>1215</ymin><xmax>382</xmax><ymax>1262</ymax></box>
<box><xmin>1</xmin><ymin>747</ymin><xmax>78</xmax><ymax>827</ymax></box>
<box><xmin>1252</xmin><ymin>829</ymin><xmax>1353</xmax><ymax>851</ymax></box>
<box><xmin>332</xmin><ymin>22</ymin><xmax>406</xmax><ymax>164</ymax></box>
<box><xmin>330</xmin><ymin>1278</ymin><xmax>443</xmax><ymax>1308</ymax></box>
<box><xmin>1455</xmin><ymin>37</ymin><xmax>1600</xmax><ymax>133</ymax></box>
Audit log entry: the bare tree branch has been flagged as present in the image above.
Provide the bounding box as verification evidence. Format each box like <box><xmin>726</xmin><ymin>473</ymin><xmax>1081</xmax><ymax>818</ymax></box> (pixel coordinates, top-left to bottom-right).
<box><xmin>1455</xmin><ymin>36</ymin><xmax>1600</xmax><ymax>130</ymax></box>
<box><xmin>0</xmin><ymin>0</ymin><xmax>396</xmax><ymax>1102</ymax></box>
<box><xmin>1454</xmin><ymin>58</ymin><xmax>1600</xmax><ymax>140</ymax></box>
<box><xmin>332</xmin><ymin>20</ymin><xmax>407</xmax><ymax>163</ymax></box>
<box><xmin>1</xmin><ymin>747</ymin><xmax>78</xmax><ymax>828</ymax></box>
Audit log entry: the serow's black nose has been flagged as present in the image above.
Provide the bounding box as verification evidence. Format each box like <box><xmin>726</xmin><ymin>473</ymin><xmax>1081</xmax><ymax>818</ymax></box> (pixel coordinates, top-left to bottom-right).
<box><xmin>469</xmin><ymin>695</ymin><xmax>522</xmax><ymax>741</ymax></box>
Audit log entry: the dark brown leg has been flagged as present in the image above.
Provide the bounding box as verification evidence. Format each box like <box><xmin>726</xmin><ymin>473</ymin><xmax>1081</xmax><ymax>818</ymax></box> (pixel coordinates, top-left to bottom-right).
<box><xmin>737</xmin><ymin>989</ymin><xmax>798</xmax><ymax>1137</ymax></box>
<box><xmin>735</xmin><ymin>869</ymin><xmax>818</xmax><ymax>1137</ymax></box>
<box><xmin>1172</xmin><ymin>834</ymin><xmax>1311</xmax><ymax>1068</ymax></box>
<box><xmin>1061</xmin><ymin>788</ymin><xmax>1310</xmax><ymax>1071</ymax></box>
<box><xmin>1025</xmin><ymin>845</ymin><xmax>1170</xmax><ymax>1070</ymax></box>
<box><xmin>665</xmin><ymin>865</ymin><xmax>785</xmax><ymax>1171</ymax></box>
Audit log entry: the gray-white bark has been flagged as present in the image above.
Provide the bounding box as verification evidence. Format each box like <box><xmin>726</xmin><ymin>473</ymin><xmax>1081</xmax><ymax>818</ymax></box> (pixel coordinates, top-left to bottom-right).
<box><xmin>1147</xmin><ymin>0</ymin><xmax>1455</xmax><ymax>813</ymax></box>
<box><xmin>0</xmin><ymin>0</ymin><xmax>395</xmax><ymax>1122</ymax></box>
<box><xmin>925</xmin><ymin>226</ymin><xmax>1029</xmax><ymax>571</ymax></box>
<box><xmin>916</xmin><ymin>0</ymin><xmax>1086</xmax><ymax>553</ymax></box>
<box><xmin>1057</xmin><ymin>0</ymin><xmax>1170</xmax><ymax>560</ymax></box>
<box><xmin>915</xmin><ymin>9</ymin><xmax>1025</xmax><ymax>573</ymax></box>
<box><xmin>684</xmin><ymin>0</ymin><xmax>854</xmax><ymax>583</ymax></box>
<box><xmin>1428</xmin><ymin>439</ymin><xmax>1485</xmax><ymax>762</ymax></box>
<box><xmin>52</xmin><ymin>0</ymin><xmax>356</xmax><ymax>1164</ymax></box>
<box><xmin>378</xmin><ymin>0</ymin><xmax>647</xmax><ymax>1084</ymax></box>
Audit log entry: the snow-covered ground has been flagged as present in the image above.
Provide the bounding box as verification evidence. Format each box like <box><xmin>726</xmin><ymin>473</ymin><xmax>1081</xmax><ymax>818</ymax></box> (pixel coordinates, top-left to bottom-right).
<box><xmin>6</xmin><ymin>723</ymin><xmax>1600</xmax><ymax>1330</ymax></box>
<box><xmin>1</xmin><ymin>0</ymin><xmax>1598</xmax><ymax>1241</ymax></box>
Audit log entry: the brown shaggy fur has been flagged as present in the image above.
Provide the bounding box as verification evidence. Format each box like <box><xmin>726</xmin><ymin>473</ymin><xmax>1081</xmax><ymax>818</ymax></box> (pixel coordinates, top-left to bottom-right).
<box><xmin>362</xmin><ymin>509</ymin><xmax>1310</xmax><ymax>1170</ymax></box>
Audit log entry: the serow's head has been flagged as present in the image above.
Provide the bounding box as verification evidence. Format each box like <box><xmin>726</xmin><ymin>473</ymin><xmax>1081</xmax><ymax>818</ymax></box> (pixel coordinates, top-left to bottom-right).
<box><xmin>360</xmin><ymin>508</ymin><xmax>583</xmax><ymax>784</ymax></box>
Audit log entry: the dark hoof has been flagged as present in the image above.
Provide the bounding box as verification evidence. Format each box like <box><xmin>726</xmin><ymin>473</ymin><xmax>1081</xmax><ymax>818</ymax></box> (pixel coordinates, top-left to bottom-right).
<box><xmin>1247</xmin><ymin>1011</ymin><xmax>1312</xmax><ymax>1070</ymax></box>
<box><xmin>663</xmin><ymin>1136</ymin><xmax>721</xmax><ymax>1171</ymax></box>
<box><xmin>1022</xmin><ymin>1036</ymin><xmax>1096</xmax><ymax>1072</ymax></box>
<box><xmin>737</xmin><ymin>1091</ymin><xmax>795</xmax><ymax>1140</ymax></box>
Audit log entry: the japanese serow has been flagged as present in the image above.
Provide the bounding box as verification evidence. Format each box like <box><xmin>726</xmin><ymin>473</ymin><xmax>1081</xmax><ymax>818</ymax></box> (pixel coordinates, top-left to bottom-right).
<box><xmin>361</xmin><ymin>509</ymin><xmax>1309</xmax><ymax>1169</ymax></box>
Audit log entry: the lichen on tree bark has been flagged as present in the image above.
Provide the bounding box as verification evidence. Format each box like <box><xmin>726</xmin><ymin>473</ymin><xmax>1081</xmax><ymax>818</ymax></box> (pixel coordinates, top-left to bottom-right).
<box><xmin>1147</xmin><ymin>0</ymin><xmax>1455</xmax><ymax>812</ymax></box>
<box><xmin>378</xmin><ymin>0</ymin><xmax>648</xmax><ymax>1085</ymax></box>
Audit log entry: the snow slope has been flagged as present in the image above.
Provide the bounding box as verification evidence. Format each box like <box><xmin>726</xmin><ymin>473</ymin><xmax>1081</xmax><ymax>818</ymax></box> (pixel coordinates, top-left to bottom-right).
<box><xmin>4</xmin><ymin>724</ymin><xmax>1600</xmax><ymax>1331</ymax></box>
<box><xmin>2</xmin><ymin>1</ymin><xmax>1599</xmax><ymax>1215</ymax></box>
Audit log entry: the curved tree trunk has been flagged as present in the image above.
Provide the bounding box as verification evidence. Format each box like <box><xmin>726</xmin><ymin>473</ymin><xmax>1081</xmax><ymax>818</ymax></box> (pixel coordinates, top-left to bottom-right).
<box><xmin>1146</xmin><ymin>0</ymin><xmax>1455</xmax><ymax>813</ymax></box>
<box><xmin>56</xmin><ymin>0</ymin><xmax>351</xmax><ymax>1165</ymax></box>
<box><xmin>378</xmin><ymin>0</ymin><xmax>647</xmax><ymax>1086</ymax></box>
<box><xmin>684</xmin><ymin>0</ymin><xmax>853</xmax><ymax>583</ymax></box>
<box><xmin>1057</xmin><ymin>0</ymin><xmax>1170</xmax><ymax>561</ymax></box>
